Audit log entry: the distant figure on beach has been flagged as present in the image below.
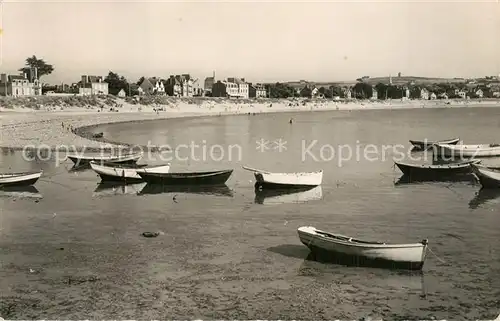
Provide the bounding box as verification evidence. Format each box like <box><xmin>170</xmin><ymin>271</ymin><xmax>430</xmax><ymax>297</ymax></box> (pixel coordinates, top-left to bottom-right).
<box><xmin>289</xmin><ymin>118</ymin><xmax>293</xmax><ymax>124</ymax></box>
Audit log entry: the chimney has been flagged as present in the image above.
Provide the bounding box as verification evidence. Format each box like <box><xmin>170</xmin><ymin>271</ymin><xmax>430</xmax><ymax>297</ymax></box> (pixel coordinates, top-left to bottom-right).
<box><xmin>241</xmin><ymin>78</ymin><xmax>245</xmax><ymax>82</ymax></box>
<box><xmin>33</xmin><ymin>67</ymin><xmax>38</xmax><ymax>81</ymax></box>
<box><xmin>1</xmin><ymin>74</ymin><xmax>7</xmax><ymax>83</ymax></box>
<box><xmin>81</xmin><ymin>75</ymin><xmax>87</xmax><ymax>85</ymax></box>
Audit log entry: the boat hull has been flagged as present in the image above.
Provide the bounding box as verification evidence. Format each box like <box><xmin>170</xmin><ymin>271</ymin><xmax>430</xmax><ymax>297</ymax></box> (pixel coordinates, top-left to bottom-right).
<box><xmin>434</xmin><ymin>144</ymin><xmax>500</xmax><ymax>158</ymax></box>
<box><xmin>395</xmin><ymin>162</ymin><xmax>475</xmax><ymax>180</ymax></box>
<box><xmin>138</xmin><ymin>170</ymin><xmax>233</xmax><ymax>185</ymax></box>
<box><xmin>90</xmin><ymin>162</ymin><xmax>170</xmax><ymax>183</ymax></box>
<box><xmin>297</xmin><ymin>226</ymin><xmax>427</xmax><ymax>271</ymax></box>
<box><xmin>67</xmin><ymin>153</ymin><xmax>142</xmax><ymax>165</ymax></box>
<box><xmin>410</xmin><ymin>138</ymin><xmax>459</xmax><ymax>151</ymax></box>
<box><xmin>0</xmin><ymin>171</ymin><xmax>42</xmax><ymax>187</ymax></box>
<box><xmin>254</xmin><ymin>171</ymin><xmax>323</xmax><ymax>189</ymax></box>
<box><xmin>471</xmin><ymin>165</ymin><xmax>500</xmax><ymax>188</ymax></box>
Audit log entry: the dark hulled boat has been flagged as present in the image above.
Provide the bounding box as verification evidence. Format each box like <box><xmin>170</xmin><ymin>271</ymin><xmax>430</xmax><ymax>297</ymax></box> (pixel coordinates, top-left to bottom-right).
<box><xmin>394</xmin><ymin>159</ymin><xmax>479</xmax><ymax>181</ymax></box>
<box><xmin>137</xmin><ymin>169</ymin><xmax>233</xmax><ymax>185</ymax></box>
<box><xmin>470</xmin><ymin>164</ymin><xmax>500</xmax><ymax>188</ymax></box>
<box><xmin>409</xmin><ymin>137</ymin><xmax>460</xmax><ymax>151</ymax></box>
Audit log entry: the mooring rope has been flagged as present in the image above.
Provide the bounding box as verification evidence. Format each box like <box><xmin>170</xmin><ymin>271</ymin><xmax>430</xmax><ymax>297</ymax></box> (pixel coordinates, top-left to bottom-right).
<box><xmin>427</xmin><ymin>246</ymin><xmax>446</xmax><ymax>264</ymax></box>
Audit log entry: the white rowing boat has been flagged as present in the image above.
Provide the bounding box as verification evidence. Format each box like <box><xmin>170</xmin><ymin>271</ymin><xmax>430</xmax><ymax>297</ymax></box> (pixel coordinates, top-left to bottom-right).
<box><xmin>470</xmin><ymin>164</ymin><xmax>500</xmax><ymax>188</ymax></box>
<box><xmin>243</xmin><ymin>166</ymin><xmax>323</xmax><ymax>188</ymax></box>
<box><xmin>90</xmin><ymin>161</ymin><xmax>171</xmax><ymax>182</ymax></box>
<box><xmin>297</xmin><ymin>226</ymin><xmax>428</xmax><ymax>270</ymax></box>
<box><xmin>0</xmin><ymin>170</ymin><xmax>43</xmax><ymax>187</ymax></box>
<box><xmin>434</xmin><ymin>143</ymin><xmax>500</xmax><ymax>158</ymax></box>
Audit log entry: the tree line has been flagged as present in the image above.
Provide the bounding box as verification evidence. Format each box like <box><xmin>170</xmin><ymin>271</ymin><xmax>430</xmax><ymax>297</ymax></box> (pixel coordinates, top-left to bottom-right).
<box><xmin>17</xmin><ymin>55</ymin><xmax>499</xmax><ymax>99</ymax></box>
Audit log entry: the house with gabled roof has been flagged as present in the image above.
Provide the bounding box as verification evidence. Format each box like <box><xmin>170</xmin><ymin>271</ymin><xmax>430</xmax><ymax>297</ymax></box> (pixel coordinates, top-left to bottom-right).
<box><xmin>0</xmin><ymin>68</ymin><xmax>42</xmax><ymax>97</ymax></box>
<box><xmin>227</xmin><ymin>77</ymin><xmax>249</xmax><ymax>98</ymax></box>
<box><xmin>138</xmin><ymin>77</ymin><xmax>165</xmax><ymax>95</ymax></box>
<box><xmin>165</xmin><ymin>74</ymin><xmax>194</xmax><ymax>97</ymax></box>
<box><xmin>79</xmin><ymin>75</ymin><xmax>108</xmax><ymax>96</ymax></box>
<box><xmin>212</xmin><ymin>80</ymin><xmax>238</xmax><ymax>98</ymax></box>
<box><xmin>249</xmin><ymin>83</ymin><xmax>266</xmax><ymax>98</ymax></box>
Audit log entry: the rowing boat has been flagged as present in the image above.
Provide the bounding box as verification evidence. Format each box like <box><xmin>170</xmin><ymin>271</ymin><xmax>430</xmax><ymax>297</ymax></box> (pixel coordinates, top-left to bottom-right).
<box><xmin>243</xmin><ymin>166</ymin><xmax>323</xmax><ymax>189</ymax></box>
<box><xmin>297</xmin><ymin>226</ymin><xmax>428</xmax><ymax>270</ymax></box>
<box><xmin>90</xmin><ymin>161</ymin><xmax>171</xmax><ymax>182</ymax></box>
<box><xmin>409</xmin><ymin>137</ymin><xmax>460</xmax><ymax>151</ymax></box>
<box><xmin>434</xmin><ymin>143</ymin><xmax>500</xmax><ymax>158</ymax></box>
<box><xmin>394</xmin><ymin>159</ymin><xmax>480</xmax><ymax>179</ymax></box>
<box><xmin>0</xmin><ymin>170</ymin><xmax>43</xmax><ymax>187</ymax></box>
<box><xmin>470</xmin><ymin>164</ymin><xmax>500</xmax><ymax>188</ymax></box>
<box><xmin>138</xmin><ymin>169</ymin><xmax>233</xmax><ymax>185</ymax></box>
<box><xmin>65</xmin><ymin>152</ymin><xmax>143</xmax><ymax>165</ymax></box>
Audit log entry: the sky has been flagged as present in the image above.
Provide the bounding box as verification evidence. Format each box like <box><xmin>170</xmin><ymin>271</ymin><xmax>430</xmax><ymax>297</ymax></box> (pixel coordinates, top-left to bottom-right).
<box><xmin>0</xmin><ymin>0</ymin><xmax>499</xmax><ymax>84</ymax></box>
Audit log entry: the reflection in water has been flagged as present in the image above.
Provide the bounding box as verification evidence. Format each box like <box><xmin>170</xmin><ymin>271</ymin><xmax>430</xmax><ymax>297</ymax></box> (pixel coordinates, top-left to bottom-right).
<box><xmin>138</xmin><ymin>184</ymin><xmax>234</xmax><ymax>197</ymax></box>
<box><xmin>254</xmin><ymin>185</ymin><xmax>323</xmax><ymax>204</ymax></box>
<box><xmin>0</xmin><ymin>185</ymin><xmax>42</xmax><ymax>199</ymax></box>
<box><xmin>92</xmin><ymin>182</ymin><xmax>146</xmax><ymax>197</ymax></box>
<box><xmin>394</xmin><ymin>174</ymin><xmax>477</xmax><ymax>185</ymax></box>
<box><xmin>469</xmin><ymin>188</ymin><xmax>500</xmax><ymax>209</ymax></box>
<box><xmin>299</xmin><ymin>253</ymin><xmax>425</xmax><ymax>294</ymax></box>
<box><xmin>68</xmin><ymin>163</ymin><xmax>92</xmax><ymax>172</ymax></box>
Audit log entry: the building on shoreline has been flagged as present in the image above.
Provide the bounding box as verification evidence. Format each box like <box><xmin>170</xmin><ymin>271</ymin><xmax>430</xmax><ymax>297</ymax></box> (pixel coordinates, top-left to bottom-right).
<box><xmin>227</xmin><ymin>77</ymin><xmax>249</xmax><ymax>99</ymax></box>
<box><xmin>79</xmin><ymin>75</ymin><xmax>108</xmax><ymax>96</ymax></box>
<box><xmin>164</xmin><ymin>74</ymin><xmax>194</xmax><ymax>97</ymax></box>
<box><xmin>249</xmin><ymin>83</ymin><xmax>266</xmax><ymax>98</ymax></box>
<box><xmin>212</xmin><ymin>77</ymin><xmax>249</xmax><ymax>98</ymax></box>
<box><xmin>204</xmin><ymin>71</ymin><xmax>215</xmax><ymax>96</ymax></box>
<box><xmin>0</xmin><ymin>68</ymin><xmax>41</xmax><ymax>97</ymax></box>
<box><xmin>138</xmin><ymin>77</ymin><xmax>165</xmax><ymax>95</ymax></box>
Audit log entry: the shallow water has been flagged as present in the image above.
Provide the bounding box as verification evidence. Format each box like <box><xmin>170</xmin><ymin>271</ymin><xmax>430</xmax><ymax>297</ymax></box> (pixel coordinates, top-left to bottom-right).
<box><xmin>1</xmin><ymin>107</ymin><xmax>500</xmax><ymax>320</ymax></box>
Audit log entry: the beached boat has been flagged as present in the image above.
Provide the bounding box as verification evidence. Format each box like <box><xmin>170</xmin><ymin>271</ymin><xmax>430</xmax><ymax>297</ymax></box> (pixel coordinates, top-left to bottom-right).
<box><xmin>138</xmin><ymin>184</ymin><xmax>233</xmax><ymax>197</ymax></box>
<box><xmin>470</xmin><ymin>164</ymin><xmax>500</xmax><ymax>188</ymax></box>
<box><xmin>92</xmin><ymin>132</ymin><xmax>104</xmax><ymax>138</ymax></box>
<box><xmin>65</xmin><ymin>152</ymin><xmax>143</xmax><ymax>165</ymax></box>
<box><xmin>394</xmin><ymin>159</ymin><xmax>480</xmax><ymax>179</ymax></box>
<box><xmin>90</xmin><ymin>161</ymin><xmax>171</xmax><ymax>182</ymax></box>
<box><xmin>409</xmin><ymin>137</ymin><xmax>460</xmax><ymax>151</ymax></box>
<box><xmin>297</xmin><ymin>226</ymin><xmax>428</xmax><ymax>270</ymax></box>
<box><xmin>243</xmin><ymin>166</ymin><xmax>323</xmax><ymax>189</ymax></box>
<box><xmin>92</xmin><ymin>182</ymin><xmax>146</xmax><ymax>197</ymax></box>
<box><xmin>138</xmin><ymin>169</ymin><xmax>233</xmax><ymax>185</ymax></box>
<box><xmin>255</xmin><ymin>185</ymin><xmax>322</xmax><ymax>204</ymax></box>
<box><xmin>0</xmin><ymin>170</ymin><xmax>43</xmax><ymax>187</ymax></box>
<box><xmin>0</xmin><ymin>185</ymin><xmax>43</xmax><ymax>199</ymax></box>
<box><xmin>433</xmin><ymin>143</ymin><xmax>500</xmax><ymax>158</ymax></box>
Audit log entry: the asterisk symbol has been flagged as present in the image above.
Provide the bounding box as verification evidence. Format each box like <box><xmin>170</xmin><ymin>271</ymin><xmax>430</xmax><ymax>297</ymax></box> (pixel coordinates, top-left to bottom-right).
<box><xmin>256</xmin><ymin>138</ymin><xmax>270</xmax><ymax>152</ymax></box>
<box><xmin>274</xmin><ymin>138</ymin><xmax>287</xmax><ymax>152</ymax></box>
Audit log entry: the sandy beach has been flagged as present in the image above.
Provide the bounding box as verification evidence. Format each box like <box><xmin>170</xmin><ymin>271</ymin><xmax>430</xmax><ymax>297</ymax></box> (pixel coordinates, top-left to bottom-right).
<box><xmin>1</xmin><ymin>97</ymin><xmax>500</xmax><ymax>152</ymax></box>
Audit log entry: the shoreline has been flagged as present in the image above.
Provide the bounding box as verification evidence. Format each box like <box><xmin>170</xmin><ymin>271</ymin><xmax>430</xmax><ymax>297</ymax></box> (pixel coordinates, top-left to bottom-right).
<box><xmin>1</xmin><ymin>98</ymin><xmax>500</xmax><ymax>153</ymax></box>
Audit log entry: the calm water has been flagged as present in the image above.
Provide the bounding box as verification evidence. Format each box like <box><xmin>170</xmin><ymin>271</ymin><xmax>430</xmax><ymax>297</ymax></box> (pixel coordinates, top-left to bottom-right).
<box><xmin>1</xmin><ymin>107</ymin><xmax>500</xmax><ymax>320</ymax></box>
